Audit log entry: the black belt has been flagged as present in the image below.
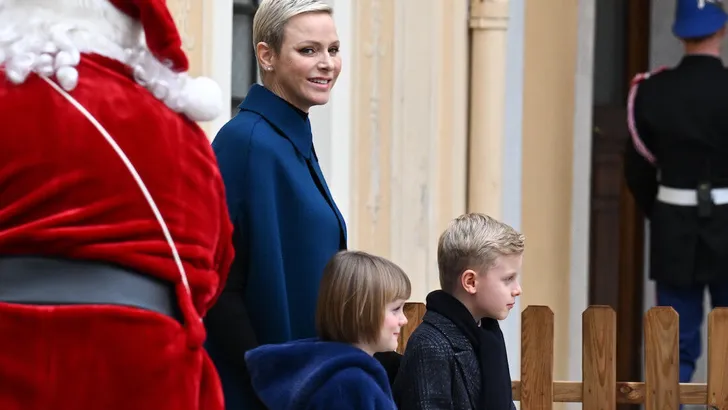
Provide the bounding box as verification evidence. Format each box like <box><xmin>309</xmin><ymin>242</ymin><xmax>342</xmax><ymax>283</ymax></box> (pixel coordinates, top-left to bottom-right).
<box><xmin>0</xmin><ymin>256</ymin><xmax>180</xmax><ymax>320</ymax></box>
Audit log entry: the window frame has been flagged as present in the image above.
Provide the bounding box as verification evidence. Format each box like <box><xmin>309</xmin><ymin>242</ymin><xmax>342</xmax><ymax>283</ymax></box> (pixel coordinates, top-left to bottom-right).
<box><xmin>231</xmin><ymin>0</ymin><xmax>260</xmax><ymax>108</ymax></box>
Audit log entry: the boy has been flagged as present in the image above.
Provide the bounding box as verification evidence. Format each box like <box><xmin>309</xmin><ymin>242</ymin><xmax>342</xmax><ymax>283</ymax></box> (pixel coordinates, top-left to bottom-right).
<box><xmin>393</xmin><ymin>213</ymin><xmax>523</xmax><ymax>410</ymax></box>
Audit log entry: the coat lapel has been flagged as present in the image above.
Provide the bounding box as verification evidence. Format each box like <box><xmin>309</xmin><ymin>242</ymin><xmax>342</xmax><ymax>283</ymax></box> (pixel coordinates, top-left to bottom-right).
<box><xmin>453</xmin><ymin>351</ymin><xmax>481</xmax><ymax>409</ymax></box>
<box><xmin>309</xmin><ymin>148</ymin><xmax>347</xmax><ymax>245</ymax></box>
<box><xmin>423</xmin><ymin>311</ymin><xmax>480</xmax><ymax>409</ymax></box>
<box><xmin>239</xmin><ymin>84</ymin><xmax>348</xmax><ymax>246</ymax></box>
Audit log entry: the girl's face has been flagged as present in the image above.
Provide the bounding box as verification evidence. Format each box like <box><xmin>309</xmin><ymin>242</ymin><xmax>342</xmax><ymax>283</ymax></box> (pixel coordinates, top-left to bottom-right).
<box><xmin>374</xmin><ymin>299</ymin><xmax>408</xmax><ymax>353</ymax></box>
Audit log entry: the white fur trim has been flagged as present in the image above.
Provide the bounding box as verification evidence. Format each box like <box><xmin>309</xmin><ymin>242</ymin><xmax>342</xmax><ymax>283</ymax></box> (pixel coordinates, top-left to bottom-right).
<box><xmin>0</xmin><ymin>0</ymin><xmax>223</xmax><ymax>121</ymax></box>
<box><xmin>127</xmin><ymin>49</ymin><xmax>223</xmax><ymax>122</ymax></box>
<box><xmin>180</xmin><ymin>76</ymin><xmax>224</xmax><ymax>122</ymax></box>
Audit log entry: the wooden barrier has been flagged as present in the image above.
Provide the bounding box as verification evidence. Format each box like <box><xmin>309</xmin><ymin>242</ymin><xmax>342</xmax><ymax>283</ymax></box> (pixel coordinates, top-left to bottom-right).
<box><xmin>397</xmin><ymin>302</ymin><xmax>728</xmax><ymax>409</ymax></box>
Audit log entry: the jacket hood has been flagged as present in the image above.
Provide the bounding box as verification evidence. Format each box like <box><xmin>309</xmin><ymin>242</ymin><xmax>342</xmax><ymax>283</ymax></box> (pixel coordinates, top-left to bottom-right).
<box><xmin>245</xmin><ymin>338</ymin><xmax>391</xmax><ymax>409</ymax></box>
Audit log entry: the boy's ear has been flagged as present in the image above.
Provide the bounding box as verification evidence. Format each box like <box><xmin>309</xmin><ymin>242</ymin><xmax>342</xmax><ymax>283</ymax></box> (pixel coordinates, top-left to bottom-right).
<box><xmin>460</xmin><ymin>269</ymin><xmax>478</xmax><ymax>294</ymax></box>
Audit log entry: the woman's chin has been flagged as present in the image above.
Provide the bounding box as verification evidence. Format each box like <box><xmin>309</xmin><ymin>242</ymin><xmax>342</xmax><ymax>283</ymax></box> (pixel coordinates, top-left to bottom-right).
<box><xmin>304</xmin><ymin>93</ymin><xmax>332</xmax><ymax>108</ymax></box>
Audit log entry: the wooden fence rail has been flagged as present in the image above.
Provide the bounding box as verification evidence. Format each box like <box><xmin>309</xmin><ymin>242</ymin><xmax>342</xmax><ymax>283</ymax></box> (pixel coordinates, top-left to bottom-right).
<box><xmin>397</xmin><ymin>303</ymin><xmax>728</xmax><ymax>410</ymax></box>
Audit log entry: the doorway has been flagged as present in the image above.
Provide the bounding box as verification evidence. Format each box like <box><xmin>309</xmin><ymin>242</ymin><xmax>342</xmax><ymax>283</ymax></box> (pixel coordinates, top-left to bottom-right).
<box><xmin>589</xmin><ymin>1</ymin><xmax>650</xmax><ymax>409</ymax></box>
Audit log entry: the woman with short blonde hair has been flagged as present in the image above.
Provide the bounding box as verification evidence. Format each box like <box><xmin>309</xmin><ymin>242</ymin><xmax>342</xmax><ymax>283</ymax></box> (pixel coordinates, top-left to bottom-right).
<box><xmin>245</xmin><ymin>251</ymin><xmax>411</xmax><ymax>410</ymax></box>
<box><xmin>206</xmin><ymin>0</ymin><xmax>348</xmax><ymax>408</ymax></box>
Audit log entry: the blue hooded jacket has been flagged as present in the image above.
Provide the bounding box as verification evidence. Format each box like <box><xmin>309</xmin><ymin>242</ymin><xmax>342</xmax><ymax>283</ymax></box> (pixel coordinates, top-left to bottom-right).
<box><xmin>245</xmin><ymin>338</ymin><xmax>397</xmax><ymax>410</ymax></box>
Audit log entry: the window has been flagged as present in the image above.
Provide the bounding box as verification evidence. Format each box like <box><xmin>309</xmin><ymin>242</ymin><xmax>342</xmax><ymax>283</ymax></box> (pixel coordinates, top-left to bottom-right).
<box><xmin>231</xmin><ymin>0</ymin><xmax>260</xmax><ymax>115</ymax></box>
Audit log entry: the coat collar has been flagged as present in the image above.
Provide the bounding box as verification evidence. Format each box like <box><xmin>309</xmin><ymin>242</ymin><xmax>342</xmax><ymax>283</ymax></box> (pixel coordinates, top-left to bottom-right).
<box><xmin>423</xmin><ymin>310</ymin><xmax>470</xmax><ymax>352</ymax></box>
<box><xmin>422</xmin><ymin>310</ymin><xmax>481</xmax><ymax>408</ymax></box>
<box><xmin>239</xmin><ymin>84</ymin><xmax>313</xmax><ymax>159</ymax></box>
<box><xmin>678</xmin><ymin>54</ymin><xmax>725</xmax><ymax>70</ymax></box>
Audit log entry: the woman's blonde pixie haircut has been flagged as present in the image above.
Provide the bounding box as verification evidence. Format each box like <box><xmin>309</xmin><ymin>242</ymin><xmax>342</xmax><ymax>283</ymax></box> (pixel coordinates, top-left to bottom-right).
<box><xmin>316</xmin><ymin>250</ymin><xmax>411</xmax><ymax>345</ymax></box>
<box><xmin>253</xmin><ymin>0</ymin><xmax>332</xmax><ymax>54</ymax></box>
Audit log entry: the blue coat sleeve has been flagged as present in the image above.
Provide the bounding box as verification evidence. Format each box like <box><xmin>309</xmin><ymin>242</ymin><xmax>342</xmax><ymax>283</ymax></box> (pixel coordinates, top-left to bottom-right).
<box><xmin>205</xmin><ymin>121</ymin><xmax>262</xmax><ymax>371</ymax></box>
<box><xmin>306</xmin><ymin>368</ymin><xmax>396</xmax><ymax>410</ymax></box>
<box><xmin>238</xmin><ymin>131</ymin><xmax>291</xmax><ymax>337</ymax></box>
<box><xmin>206</xmin><ymin>118</ymin><xmax>290</xmax><ymax>362</ymax></box>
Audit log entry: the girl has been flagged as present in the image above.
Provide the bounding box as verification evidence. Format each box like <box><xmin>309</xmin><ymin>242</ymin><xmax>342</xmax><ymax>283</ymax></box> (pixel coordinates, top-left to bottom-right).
<box><xmin>244</xmin><ymin>250</ymin><xmax>411</xmax><ymax>410</ymax></box>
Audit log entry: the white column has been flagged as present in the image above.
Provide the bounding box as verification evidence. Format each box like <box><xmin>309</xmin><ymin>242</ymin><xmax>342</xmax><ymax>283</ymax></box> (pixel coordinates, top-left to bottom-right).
<box><xmin>467</xmin><ymin>0</ymin><xmax>510</xmax><ymax>217</ymax></box>
<box><xmin>310</xmin><ymin>0</ymin><xmax>353</xmax><ymax>225</ymax></box>
<box><xmin>502</xmin><ymin>0</ymin><xmax>525</xmax><ymax>387</ymax></box>
<box><xmin>567</xmin><ymin>0</ymin><xmax>595</xmax><ymax>407</ymax></box>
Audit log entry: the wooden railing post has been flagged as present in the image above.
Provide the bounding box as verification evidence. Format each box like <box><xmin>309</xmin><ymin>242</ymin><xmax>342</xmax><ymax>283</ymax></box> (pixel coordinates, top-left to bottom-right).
<box><xmin>582</xmin><ymin>306</ymin><xmax>616</xmax><ymax>409</ymax></box>
<box><xmin>521</xmin><ymin>306</ymin><xmax>554</xmax><ymax>410</ymax></box>
<box><xmin>644</xmin><ymin>307</ymin><xmax>680</xmax><ymax>410</ymax></box>
<box><xmin>397</xmin><ymin>302</ymin><xmax>426</xmax><ymax>354</ymax></box>
<box><xmin>707</xmin><ymin>307</ymin><xmax>728</xmax><ymax>409</ymax></box>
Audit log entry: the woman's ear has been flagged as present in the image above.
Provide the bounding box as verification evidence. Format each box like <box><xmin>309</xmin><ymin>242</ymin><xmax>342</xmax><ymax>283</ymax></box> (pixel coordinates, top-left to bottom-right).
<box><xmin>256</xmin><ymin>42</ymin><xmax>275</xmax><ymax>71</ymax></box>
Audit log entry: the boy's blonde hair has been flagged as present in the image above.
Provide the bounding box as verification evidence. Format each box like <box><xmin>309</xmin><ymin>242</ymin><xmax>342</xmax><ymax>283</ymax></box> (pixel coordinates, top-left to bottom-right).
<box><xmin>316</xmin><ymin>250</ymin><xmax>411</xmax><ymax>345</ymax></box>
<box><xmin>437</xmin><ymin>213</ymin><xmax>525</xmax><ymax>293</ymax></box>
<box><xmin>253</xmin><ymin>0</ymin><xmax>332</xmax><ymax>54</ymax></box>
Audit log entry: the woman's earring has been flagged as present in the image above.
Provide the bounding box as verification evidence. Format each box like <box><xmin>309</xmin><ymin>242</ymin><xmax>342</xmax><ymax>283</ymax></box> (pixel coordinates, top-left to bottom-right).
<box><xmin>266</xmin><ymin>67</ymin><xmax>273</xmax><ymax>71</ymax></box>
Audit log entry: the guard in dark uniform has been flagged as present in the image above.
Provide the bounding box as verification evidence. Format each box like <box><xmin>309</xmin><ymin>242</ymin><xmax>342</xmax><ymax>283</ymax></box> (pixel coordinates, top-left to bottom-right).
<box><xmin>625</xmin><ymin>0</ymin><xmax>728</xmax><ymax>383</ymax></box>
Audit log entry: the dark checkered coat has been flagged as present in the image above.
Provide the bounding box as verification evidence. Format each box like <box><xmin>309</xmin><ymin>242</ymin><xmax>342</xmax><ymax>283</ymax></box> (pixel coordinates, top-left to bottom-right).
<box><xmin>392</xmin><ymin>310</ymin><xmax>517</xmax><ymax>410</ymax></box>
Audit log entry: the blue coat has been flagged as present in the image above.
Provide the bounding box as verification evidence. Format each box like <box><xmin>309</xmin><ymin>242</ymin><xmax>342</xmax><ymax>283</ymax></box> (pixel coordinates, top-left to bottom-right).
<box><xmin>245</xmin><ymin>338</ymin><xmax>397</xmax><ymax>410</ymax></box>
<box><xmin>205</xmin><ymin>84</ymin><xmax>347</xmax><ymax>409</ymax></box>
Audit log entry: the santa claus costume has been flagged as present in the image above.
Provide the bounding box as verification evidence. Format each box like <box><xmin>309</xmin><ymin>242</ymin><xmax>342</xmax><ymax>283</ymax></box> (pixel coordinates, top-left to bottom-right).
<box><xmin>0</xmin><ymin>1</ymin><xmax>234</xmax><ymax>409</ymax></box>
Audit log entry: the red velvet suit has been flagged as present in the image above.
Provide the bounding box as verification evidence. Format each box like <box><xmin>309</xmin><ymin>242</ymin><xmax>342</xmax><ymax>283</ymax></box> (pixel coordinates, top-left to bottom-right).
<box><xmin>0</xmin><ymin>54</ymin><xmax>234</xmax><ymax>410</ymax></box>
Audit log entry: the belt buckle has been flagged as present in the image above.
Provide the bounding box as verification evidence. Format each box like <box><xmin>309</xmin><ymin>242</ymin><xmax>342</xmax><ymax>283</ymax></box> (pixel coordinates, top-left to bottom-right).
<box><xmin>697</xmin><ymin>182</ymin><xmax>714</xmax><ymax>218</ymax></box>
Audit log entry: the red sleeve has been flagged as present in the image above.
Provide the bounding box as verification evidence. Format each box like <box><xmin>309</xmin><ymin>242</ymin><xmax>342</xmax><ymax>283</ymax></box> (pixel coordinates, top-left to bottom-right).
<box><xmin>0</xmin><ymin>55</ymin><xmax>234</xmax><ymax>316</ymax></box>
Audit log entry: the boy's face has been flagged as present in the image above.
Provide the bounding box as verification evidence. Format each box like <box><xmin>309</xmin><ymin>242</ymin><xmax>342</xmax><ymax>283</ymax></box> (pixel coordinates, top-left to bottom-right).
<box><xmin>473</xmin><ymin>254</ymin><xmax>523</xmax><ymax>320</ymax></box>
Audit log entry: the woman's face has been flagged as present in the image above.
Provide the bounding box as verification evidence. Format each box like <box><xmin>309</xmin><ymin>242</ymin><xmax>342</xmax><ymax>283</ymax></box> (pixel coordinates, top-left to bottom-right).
<box><xmin>260</xmin><ymin>12</ymin><xmax>341</xmax><ymax>112</ymax></box>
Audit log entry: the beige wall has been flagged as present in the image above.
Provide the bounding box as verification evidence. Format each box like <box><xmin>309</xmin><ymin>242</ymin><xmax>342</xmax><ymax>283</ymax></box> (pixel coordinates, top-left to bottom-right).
<box><xmin>348</xmin><ymin>0</ymin><xmax>469</xmax><ymax>301</ymax></box>
<box><xmin>168</xmin><ymin>0</ymin><xmax>204</xmax><ymax>76</ymax></box>
<box><xmin>168</xmin><ymin>0</ymin><xmax>232</xmax><ymax>138</ymax></box>
<box><xmin>521</xmin><ymin>0</ymin><xmax>580</xmax><ymax>384</ymax></box>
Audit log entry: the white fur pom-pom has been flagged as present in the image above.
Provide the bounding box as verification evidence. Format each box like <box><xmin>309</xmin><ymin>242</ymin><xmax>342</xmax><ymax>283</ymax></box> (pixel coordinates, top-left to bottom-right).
<box><xmin>54</xmin><ymin>50</ymin><xmax>75</xmax><ymax>70</ymax></box>
<box><xmin>180</xmin><ymin>76</ymin><xmax>223</xmax><ymax>122</ymax></box>
<box><xmin>56</xmin><ymin>65</ymin><xmax>78</xmax><ymax>91</ymax></box>
<box><xmin>5</xmin><ymin>52</ymin><xmax>33</xmax><ymax>84</ymax></box>
<box><xmin>41</xmin><ymin>41</ymin><xmax>58</xmax><ymax>55</ymax></box>
<box><xmin>35</xmin><ymin>53</ymin><xmax>55</xmax><ymax>76</ymax></box>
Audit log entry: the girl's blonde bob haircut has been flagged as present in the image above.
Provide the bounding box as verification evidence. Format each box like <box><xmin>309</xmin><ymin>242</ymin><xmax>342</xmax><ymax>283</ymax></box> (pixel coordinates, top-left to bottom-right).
<box><xmin>316</xmin><ymin>250</ymin><xmax>411</xmax><ymax>345</ymax></box>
